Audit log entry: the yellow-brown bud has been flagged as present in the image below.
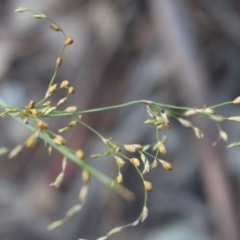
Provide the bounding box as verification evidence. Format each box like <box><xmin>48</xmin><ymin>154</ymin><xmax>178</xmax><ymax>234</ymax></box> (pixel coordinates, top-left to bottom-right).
<box><xmin>75</xmin><ymin>149</ymin><xmax>85</xmax><ymax>159</ymax></box>
<box><xmin>114</xmin><ymin>156</ymin><xmax>126</xmax><ymax>167</ymax></box>
<box><xmin>159</xmin><ymin>160</ymin><xmax>173</xmax><ymax>171</ymax></box>
<box><xmin>50</xmin><ymin>23</ymin><xmax>61</xmax><ymax>31</ymax></box>
<box><xmin>65</xmin><ymin>37</ymin><xmax>74</xmax><ymax>45</ymax></box>
<box><xmin>53</xmin><ymin>135</ymin><xmax>66</xmax><ymax>145</ymax></box>
<box><xmin>68</xmin><ymin>86</ymin><xmax>75</xmax><ymax>94</ymax></box>
<box><xmin>37</xmin><ymin>121</ymin><xmax>49</xmax><ymax>130</ymax></box>
<box><xmin>56</xmin><ymin>57</ymin><xmax>62</xmax><ymax>68</ymax></box>
<box><xmin>57</xmin><ymin>97</ymin><xmax>67</xmax><ymax>106</ymax></box>
<box><xmin>65</xmin><ymin>106</ymin><xmax>78</xmax><ymax>112</ymax></box>
<box><xmin>69</xmin><ymin>120</ymin><xmax>78</xmax><ymax>127</ymax></box>
<box><xmin>151</xmin><ymin>159</ymin><xmax>158</xmax><ymax>169</ymax></box>
<box><xmin>144</xmin><ymin>181</ymin><xmax>152</xmax><ymax>192</ymax></box>
<box><xmin>26</xmin><ymin>135</ymin><xmax>37</xmax><ymax>148</ymax></box>
<box><xmin>48</xmin><ymin>84</ymin><xmax>59</xmax><ymax>93</ymax></box>
<box><xmin>42</xmin><ymin>101</ymin><xmax>51</xmax><ymax>106</ymax></box>
<box><xmin>233</xmin><ymin>96</ymin><xmax>240</xmax><ymax>104</ymax></box>
<box><xmin>25</xmin><ymin>100</ymin><xmax>35</xmax><ymax>109</ymax></box>
<box><xmin>130</xmin><ymin>158</ymin><xmax>140</xmax><ymax>167</ymax></box>
<box><xmin>29</xmin><ymin>109</ymin><xmax>39</xmax><ymax>115</ymax></box>
<box><xmin>60</xmin><ymin>80</ymin><xmax>70</xmax><ymax>88</ymax></box>
<box><xmin>116</xmin><ymin>172</ymin><xmax>123</xmax><ymax>184</ymax></box>
<box><xmin>124</xmin><ymin>144</ymin><xmax>143</xmax><ymax>153</ymax></box>
<box><xmin>158</xmin><ymin>142</ymin><xmax>166</xmax><ymax>154</ymax></box>
<box><xmin>82</xmin><ymin>170</ymin><xmax>91</xmax><ymax>183</ymax></box>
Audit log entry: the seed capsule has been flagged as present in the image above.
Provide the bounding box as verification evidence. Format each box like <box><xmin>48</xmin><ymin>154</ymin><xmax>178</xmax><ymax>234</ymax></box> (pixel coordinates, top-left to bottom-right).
<box><xmin>56</xmin><ymin>57</ymin><xmax>62</xmax><ymax>68</ymax></box>
<box><xmin>159</xmin><ymin>160</ymin><xmax>173</xmax><ymax>171</ymax></box>
<box><xmin>75</xmin><ymin>149</ymin><xmax>85</xmax><ymax>159</ymax></box>
<box><xmin>60</xmin><ymin>80</ymin><xmax>70</xmax><ymax>88</ymax></box>
<box><xmin>144</xmin><ymin>181</ymin><xmax>152</xmax><ymax>192</ymax></box>
<box><xmin>50</xmin><ymin>23</ymin><xmax>61</xmax><ymax>31</ymax></box>
<box><xmin>53</xmin><ymin>135</ymin><xmax>66</xmax><ymax>145</ymax></box>
<box><xmin>130</xmin><ymin>158</ymin><xmax>140</xmax><ymax>167</ymax></box>
<box><xmin>68</xmin><ymin>86</ymin><xmax>75</xmax><ymax>94</ymax></box>
<box><xmin>82</xmin><ymin>170</ymin><xmax>91</xmax><ymax>183</ymax></box>
<box><xmin>65</xmin><ymin>37</ymin><xmax>74</xmax><ymax>45</ymax></box>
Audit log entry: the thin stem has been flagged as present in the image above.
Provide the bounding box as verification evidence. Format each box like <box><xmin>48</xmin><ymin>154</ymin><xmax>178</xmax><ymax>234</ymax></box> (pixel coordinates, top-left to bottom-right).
<box><xmin>78</xmin><ymin>120</ymin><xmax>104</xmax><ymax>139</ymax></box>
<box><xmin>209</xmin><ymin>101</ymin><xmax>233</xmax><ymax>109</ymax></box>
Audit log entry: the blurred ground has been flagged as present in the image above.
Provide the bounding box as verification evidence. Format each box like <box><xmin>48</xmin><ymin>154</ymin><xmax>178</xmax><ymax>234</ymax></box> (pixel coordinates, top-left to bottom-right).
<box><xmin>0</xmin><ymin>0</ymin><xmax>240</xmax><ymax>240</ymax></box>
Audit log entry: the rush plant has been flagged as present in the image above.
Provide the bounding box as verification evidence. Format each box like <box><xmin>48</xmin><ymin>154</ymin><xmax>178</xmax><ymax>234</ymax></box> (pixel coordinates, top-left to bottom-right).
<box><xmin>0</xmin><ymin>7</ymin><xmax>239</xmax><ymax>240</ymax></box>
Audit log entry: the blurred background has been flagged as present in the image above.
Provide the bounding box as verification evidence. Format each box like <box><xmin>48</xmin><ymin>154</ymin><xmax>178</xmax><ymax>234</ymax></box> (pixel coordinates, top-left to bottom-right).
<box><xmin>0</xmin><ymin>0</ymin><xmax>240</xmax><ymax>239</ymax></box>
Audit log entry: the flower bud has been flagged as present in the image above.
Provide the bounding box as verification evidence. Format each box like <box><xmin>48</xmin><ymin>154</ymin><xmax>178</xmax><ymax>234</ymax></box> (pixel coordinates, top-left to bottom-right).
<box><xmin>26</xmin><ymin>135</ymin><xmax>37</xmax><ymax>148</ymax></box>
<box><xmin>65</xmin><ymin>106</ymin><xmax>78</xmax><ymax>112</ymax></box>
<box><xmin>210</xmin><ymin>115</ymin><xmax>226</xmax><ymax>123</ymax></box>
<box><xmin>141</xmin><ymin>206</ymin><xmax>148</xmax><ymax>222</ymax></box>
<box><xmin>37</xmin><ymin>121</ymin><xmax>49</xmax><ymax>130</ymax></box>
<box><xmin>68</xmin><ymin>86</ymin><xmax>75</xmax><ymax>94</ymax></box>
<box><xmin>29</xmin><ymin>109</ymin><xmax>39</xmax><ymax>115</ymax></box>
<box><xmin>60</xmin><ymin>80</ymin><xmax>70</xmax><ymax>88</ymax></box>
<box><xmin>75</xmin><ymin>149</ymin><xmax>85</xmax><ymax>159</ymax></box>
<box><xmin>34</xmin><ymin>14</ymin><xmax>47</xmax><ymax>19</ymax></box>
<box><xmin>48</xmin><ymin>84</ymin><xmax>59</xmax><ymax>93</ymax></box>
<box><xmin>158</xmin><ymin>142</ymin><xmax>166</xmax><ymax>154</ymax></box>
<box><xmin>79</xmin><ymin>185</ymin><xmax>88</xmax><ymax>202</ymax></box>
<box><xmin>50</xmin><ymin>23</ymin><xmax>61</xmax><ymax>31</ymax></box>
<box><xmin>65</xmin><ymin>37</ymin><xmax>74</xmax><ymax>45</ymax></box>
<box><xmin>116</xmin><ymin>172</ymin><xmax>123</xmax><ymax>184</ymax></box>
<box><xmin>124</xmin><ymin>144</ymin><xmax>143</xmax><ymax>153</ymax></box>
<box><xmin>159</xmin><ymin>160</ymin><xmax>172</xmax><ymax>171</ymax></box>
<box><xmin>114</xmin><ymin>156</ymin><xmax>126</xmax><ymax>167</ymax></box>
<box><xmin>15</xmin><ymin>7</ymin><xmax>27</xmax><ymax>12</ymax></box>
<box><xmin>151</xmin><ymin>159</ymin><xmax>158</xmax><ymax>169</ymax></box>
<box><xmin>178</xmin><ymin>117</ymin><xmax>193</xmax><ymax>128</ymax></box>
<box><xmin>25</xmin><ymin>100</ymin><xmax>35</xmax><ymax>109</ymax></box>
<box><xmin>228</xmin><ymin>116</ymin><xmax>240</xmax><ymax>122</ymax></box>
<box><xmin>130</xmin><ymin>158</ymin><xmax>140</xmax><ymax>167</ymax></box>
<box><xmin>144</xmin><ymin>181</ymin><xmax>152</xmax><ymax>192</ymax></box>
<box><xmin>193</xmin><ymin>127</ymin><xmax>204</xmax><ymax>138</ymax></box>
<box><xmin>57</xmin><ymin>97</ymin><xmax>67</xmax><ymax>106</ymax></box>
<box><xmin>53</xmin><ymin>135</ymin><xmax>66</xmax><ymax>145</ymax></box>
<box><xmin>69</xmin><ymin>120</ymin><xmax>78</xmax><ymax>127</ymax></box>
<box><xmin>184</xmin><ymin>109</ymin><xmax>197</xmax><ymax>116</ymax></box>
<box><xmin>219</xmin><ymin>130</ymin><xmax>228</xmax><ymax>141</ymax></box>
<box><xmin>56</xmin><ymin>57</ymin><xmax>62</xmax><ymax>68</ymax></box>
<box><xmin>82</xmin><ymin>170</ymin><xmax>91</xmax><ymax>183</ymax></box>
<box><xmin>233</xmin><ymin>96</ymin><xmax>240</xmax><ymax>104</ymax></box>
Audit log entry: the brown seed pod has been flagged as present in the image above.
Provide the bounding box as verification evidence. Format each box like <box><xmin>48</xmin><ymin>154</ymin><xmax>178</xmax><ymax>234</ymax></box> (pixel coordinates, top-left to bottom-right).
<box><xmin>56</xmin><ymin>57</ymin><xmax>62</xmax><ymax>68</ymax></box>
<box><xmin>65</xmin><ymin>37</ymin><xmax>74</xmax><ymax>45</ymax></box>
<box><xmin>50</xmin><ymin>23</ymin><xmax>61</xmax><ymax>31</ymax></box>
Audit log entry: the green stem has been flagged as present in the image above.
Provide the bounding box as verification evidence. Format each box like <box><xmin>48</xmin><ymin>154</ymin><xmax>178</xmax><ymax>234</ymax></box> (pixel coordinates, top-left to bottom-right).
<box><xmin>79</xmin><ymin>120</ymin><xmax>104</xmax><ymax>139</ymax></box>
<box><xmin>208</xmin><ymin>101</ymin><xmax>233</xmax><ymax>109</ymax></box>
<box><xmin>0</xmin><ymin>97</ymin><xmax>134</xmax><ymax>201</ymax></box>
